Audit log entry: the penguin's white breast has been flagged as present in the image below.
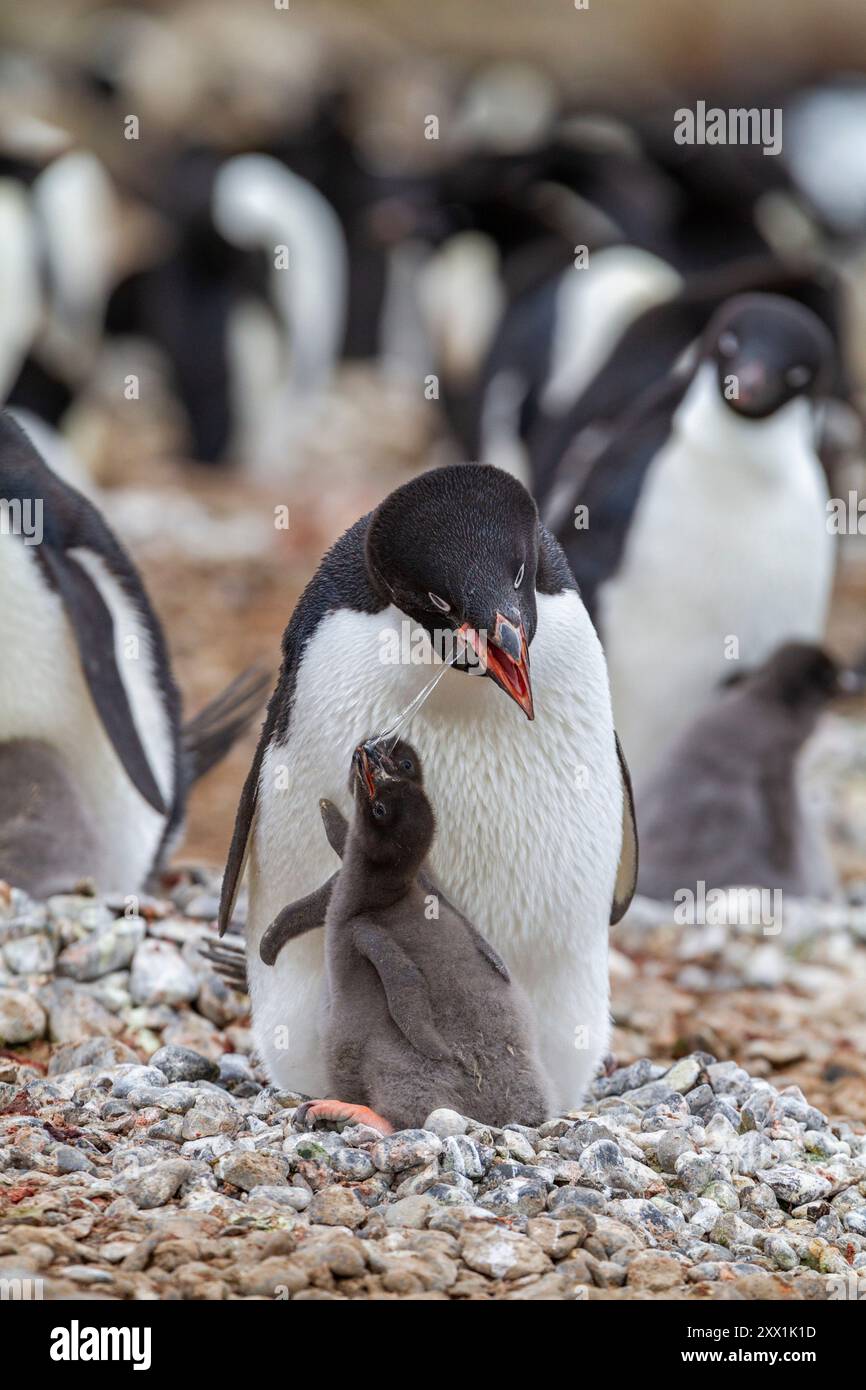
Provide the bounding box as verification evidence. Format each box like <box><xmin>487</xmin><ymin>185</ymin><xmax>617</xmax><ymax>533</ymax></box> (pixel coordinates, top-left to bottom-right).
<box><xmin>599</xmin><ymin>365</ymin><xmax>835</xmax><ymax>783</ymax></box>
<box><xmin>250</xmin><ymin>591</ymin><xmax>623</xmax><ymax>971</ymax></box>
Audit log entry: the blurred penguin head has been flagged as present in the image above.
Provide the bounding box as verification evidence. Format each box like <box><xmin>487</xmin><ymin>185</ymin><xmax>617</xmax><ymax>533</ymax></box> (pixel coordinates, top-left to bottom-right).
<box><xmin>750</xmin><ymin>642</ymin><xmax>864</xmax><ymax>712</ymax></box>
<box><xmin>707</xmin><ymin>293</ymin><xmax>834</xmax><ymax>420</ymax></box>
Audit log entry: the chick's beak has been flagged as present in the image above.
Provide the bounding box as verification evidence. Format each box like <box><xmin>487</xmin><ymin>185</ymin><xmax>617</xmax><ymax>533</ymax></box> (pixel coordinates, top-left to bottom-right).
<box><xmin>458</xmin><ymin>615</ymin><xmax>534</xmax><ymax>720</ymax></box>
<box><xmin>352</xmin><ymin>744</ymin><xmax>379</xmax><ymax>799</ymax></box>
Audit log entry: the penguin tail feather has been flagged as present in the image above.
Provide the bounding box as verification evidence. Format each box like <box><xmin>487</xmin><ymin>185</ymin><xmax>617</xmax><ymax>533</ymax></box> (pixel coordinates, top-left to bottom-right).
<box><xmin>198</xmin><ymin>933</ymin><xmax>248</xmax><ymax>992</ymax></box>
<box><xmin>181</xmin><ymin>666</ymin><xmax>270</xmax><ymax>789</ymax></box>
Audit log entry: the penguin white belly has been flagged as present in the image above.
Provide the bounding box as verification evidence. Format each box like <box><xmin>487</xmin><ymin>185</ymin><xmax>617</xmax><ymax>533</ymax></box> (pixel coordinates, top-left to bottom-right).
<box><xmin>599</xmin><ymin>380</ymin><xmax>834</xmax><ymax>788</ymax></box>
<box><xmin>0</xmin><ymin>539</ymin><xmax>174</xmax><ymax>891</ymax></box>
<box><xmin>247</xmin><ymin>591</ymin><xmax>622</xmax><ymax>1110</ymax></box>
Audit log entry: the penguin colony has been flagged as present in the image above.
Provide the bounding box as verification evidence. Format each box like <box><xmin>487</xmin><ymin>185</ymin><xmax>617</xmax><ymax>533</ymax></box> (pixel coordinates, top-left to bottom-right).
<box><xmin>3</xmin><ymin>16</ymin><xmax>866</xmax><ymax>1124</ymax></box>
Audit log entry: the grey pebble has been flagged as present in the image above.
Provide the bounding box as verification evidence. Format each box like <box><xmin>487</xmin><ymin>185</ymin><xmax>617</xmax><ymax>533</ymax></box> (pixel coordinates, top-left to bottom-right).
<box><xmin>148</xmin><ymin>1045</ymin><xmax>219</xmax><ymax>1084</ymax></box>
<box><xmin>476</xmin><ymin>1177</ymin><xmax>548</xmax><ymax>1216</ymax></box>
<box><xmin>423</xmin><ymin>1108</ymin><xmax>469</xmax><ymax>1139</ymax></box>
<box><xmin>370</xmin><ymin>1130</ymin><xmax>443</xmax><ymax>1173</ymax></box>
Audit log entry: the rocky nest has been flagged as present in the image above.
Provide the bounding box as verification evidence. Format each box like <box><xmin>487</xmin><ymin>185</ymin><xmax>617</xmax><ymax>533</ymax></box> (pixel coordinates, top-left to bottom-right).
<box><xmin>1</xmin><ymin>879</ymin><xmax>865</xmax><ymax>1300</ymax></box>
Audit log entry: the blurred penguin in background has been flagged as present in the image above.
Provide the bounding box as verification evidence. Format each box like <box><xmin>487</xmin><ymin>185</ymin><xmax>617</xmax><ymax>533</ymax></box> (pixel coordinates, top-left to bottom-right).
<box><xmin>0</xmin><ymin>108</ymin><xmax>117</xmax><ymax>430</ymax></box>
<box><xmin>0</xmin><ymin>414</ymin><xmax>266</xmax><ymax>897</ymax></box>
<box><xmin>104</xmin><ymin>145</ymin><xmax>347</xmax><ymax>475</ymax></box>
<box><xmin>551</xmin><ymin>292</ymin><xmax>839</xmax><ymax>788</ymax></box>
<box><xmin>637</xmin><ymin>644</ymin><xmax>865</xmax><ymax>903</ymax></box>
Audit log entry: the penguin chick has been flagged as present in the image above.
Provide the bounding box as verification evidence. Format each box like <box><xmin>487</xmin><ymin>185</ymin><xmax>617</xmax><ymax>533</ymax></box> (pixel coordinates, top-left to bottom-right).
<box><xmin>258</xmin><ymin>738</ymin><xmax>509</xmax><ymax>983</ymax></box>
<box><xmin>0</xmin><ymin>740</ymin><xmax>101</xmax><ymax>898</ymax></box>
<box><xmin>636</xmin><ymin>643</ymin><xmax>862</xmax><ymax>903</ymax></box>
<box><xmin>280</xmin><ymin>739</ymin><xmax>553</xmax><ymax>1133</ymax></box>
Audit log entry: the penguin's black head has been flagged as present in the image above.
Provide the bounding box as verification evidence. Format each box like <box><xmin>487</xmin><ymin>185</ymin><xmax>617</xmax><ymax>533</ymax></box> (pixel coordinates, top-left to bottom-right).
<box><xmin>752</xmin><ymin>642</ymin><xmax>865</xmax><ymax>711</ymax></box>
<box><xmin>707</xmin><ymin>293</ymin><xmax>833</xmax><ymax>420</ymax></box>
<box><xmin>366</xmin><ymin>464</ymin><xmax>539</xmax><ymax>718</ymax></box>
<box><xmin>352</xmin><ymin>739</ymin><xmax>434</xmax><ymax>868</ymax></box>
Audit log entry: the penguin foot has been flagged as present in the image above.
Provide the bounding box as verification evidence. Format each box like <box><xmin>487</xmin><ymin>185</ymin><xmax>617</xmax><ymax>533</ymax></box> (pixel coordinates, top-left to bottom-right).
<box><xmin>295</xmin><ymin>1099</ymin><xmax>394</xmax><ymax>1134</ymax></box>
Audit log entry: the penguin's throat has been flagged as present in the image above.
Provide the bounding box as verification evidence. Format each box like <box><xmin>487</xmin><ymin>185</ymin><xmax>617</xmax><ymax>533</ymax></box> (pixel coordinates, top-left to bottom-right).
<box><xmin>342</xmin><ymin>837</ymin><xmax>420</xmax><ymax>912</ymax></box>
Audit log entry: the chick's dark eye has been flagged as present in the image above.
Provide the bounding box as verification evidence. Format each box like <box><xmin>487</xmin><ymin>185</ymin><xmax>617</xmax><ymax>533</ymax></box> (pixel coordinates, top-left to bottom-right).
<box><xmin>372</xmin><ymin>801</ymin><xmax>386</xmax><ymax>819</ymax></box>
<box><xmin>428</xmin><ymin>592</ymin><xmax>450</xmax><ymax>613</ymax></box>
<box><xmin>400</xmin><ymin>758</ymin><xmax>414</xmax><ymax>774</ymax></box>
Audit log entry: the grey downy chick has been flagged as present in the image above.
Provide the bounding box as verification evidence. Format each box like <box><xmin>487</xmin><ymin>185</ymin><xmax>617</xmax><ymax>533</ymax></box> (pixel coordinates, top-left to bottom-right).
<box><xmin>263</xmin><ymin>738</ymin><xmax>553</xmax><ymax>1133</ymax></box>
<box><xmin>636</xmin><ymin>643</ymin><xmax>863</xmax><ymax>903</ymax></box>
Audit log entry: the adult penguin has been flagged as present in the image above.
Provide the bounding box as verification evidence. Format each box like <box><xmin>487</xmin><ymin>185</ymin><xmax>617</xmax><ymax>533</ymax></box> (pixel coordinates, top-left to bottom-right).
<box><xmin>550</xmin><ymin>293</ymin><xmax>837</xmax><ymax>788</ymax></box>
<box><xmin>219</xmin><ymin>463</ymin><xmax>637</xmax><ymax>1112</ymax></box>
<box><xmin>0</xmin><ymin>413</ymin><xmax>266</xmax><ymax>896</ymax></box>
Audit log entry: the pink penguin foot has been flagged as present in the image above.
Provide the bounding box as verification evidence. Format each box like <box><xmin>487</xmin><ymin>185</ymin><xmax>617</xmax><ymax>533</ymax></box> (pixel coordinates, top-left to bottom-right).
<box><xmin>295</xmin><ymin>1098</ymin><xmax>394</xmax><ymax>1134</ymax></box>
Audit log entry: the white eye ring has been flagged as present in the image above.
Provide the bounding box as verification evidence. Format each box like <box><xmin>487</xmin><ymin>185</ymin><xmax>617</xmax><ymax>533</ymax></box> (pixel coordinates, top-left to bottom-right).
<box><xmin>718</xmin><ymin>331</ymin><xmax>739</xmax><ymax>357</ymax></box>
<box><xmin>786</xmin><ymin>364</ymin><xmax>811</xmax><ymax>389</ymax></box>
<box><xmin>514</xmin><ymin>563</ymin><xmax>525</xmax><ymax>589</ymax></box>
<box><xmin>428</xmin><ymin>592</ymin><xmax>450</xmax><ymax>613</ymax></box>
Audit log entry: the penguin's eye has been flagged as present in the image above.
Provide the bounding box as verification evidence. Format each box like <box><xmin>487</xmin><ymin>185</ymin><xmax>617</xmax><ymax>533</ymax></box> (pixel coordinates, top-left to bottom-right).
<box><xmin>786</xmin><ymin>364</ymin><xmax>811</xmax><ymax>389</ymax></box>
<box><xmin>372</xmin><ymin>801</ymin><xmax>387</xmax><ymax>819</ymax></box>
<box><xmin>718</xmin><ymin>330</ymin><xmax>739</xmax><ymax>357</ymax></box>
<box><xmin>399</xmin><ymin>757</ymin><xmax>414</xmax><ymax>774</ymax></box>
<box><xmin>514</xmin><ymin>562</ymin><xmax>525</xmax><ymax>590</ymax></box>
<box><xmin>428</xmin><ymin>592</ymin><xmax>450</xmax><ymax>613</ymax></box>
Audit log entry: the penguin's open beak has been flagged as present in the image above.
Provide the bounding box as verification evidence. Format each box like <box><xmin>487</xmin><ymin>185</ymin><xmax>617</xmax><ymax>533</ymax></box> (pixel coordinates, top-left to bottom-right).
<box><xmin>353</xmin><ymin>744</ymin><xmax>379</xmax><ymax>800</ymax></box>
<box><xmin>458</xmin><ymin>617</ymin><xmax>534</xmax><ymax>720</ymax></box>
<box><xmin>353</xmin><ymin>742</ymin><xmax>395</xmax><ymax>799</ymax></box>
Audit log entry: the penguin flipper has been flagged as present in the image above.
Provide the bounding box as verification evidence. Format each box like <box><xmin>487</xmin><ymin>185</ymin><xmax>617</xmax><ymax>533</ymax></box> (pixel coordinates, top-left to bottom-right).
<box><xmin>352</xmin><ymin>919</ymin><xmax>452</xmax><ymax>1062</ymax></box>
<box><xmin>463</xmin><ymin>923</ymin><xmax>511</xmax><ymax>982</ymax></box>
<box><xmin>259</xmin><ymin>804</ymin><xmax>348</xmax><ymax>961</ymax></box>
<box><xmin>259</xmin><ymin>872</ymin><xmax>338</xmax><ymax>965</ymax></box>
<box><xmin>610</xmin><ymin>732</ymin><xmax>638</xmax><ymax>925</ymax></box>
<box><xmin>39</xmin><ymin>547</ymin><xmax>167</xmax><ymax>815</ymax></box>
<box><xmin>318</xmin><ymin>799</ymin><xmax>348</xmax><ymax>857</ymax></box>
<box><xmin>218</xmin><ymin>736</ymin><xmax>262</xmax><ymax>935</ymax></box>
<box><xmin>417</xmin><ymin>868</ymin><xmax>510</xmax><ymax>982</ymax></box>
